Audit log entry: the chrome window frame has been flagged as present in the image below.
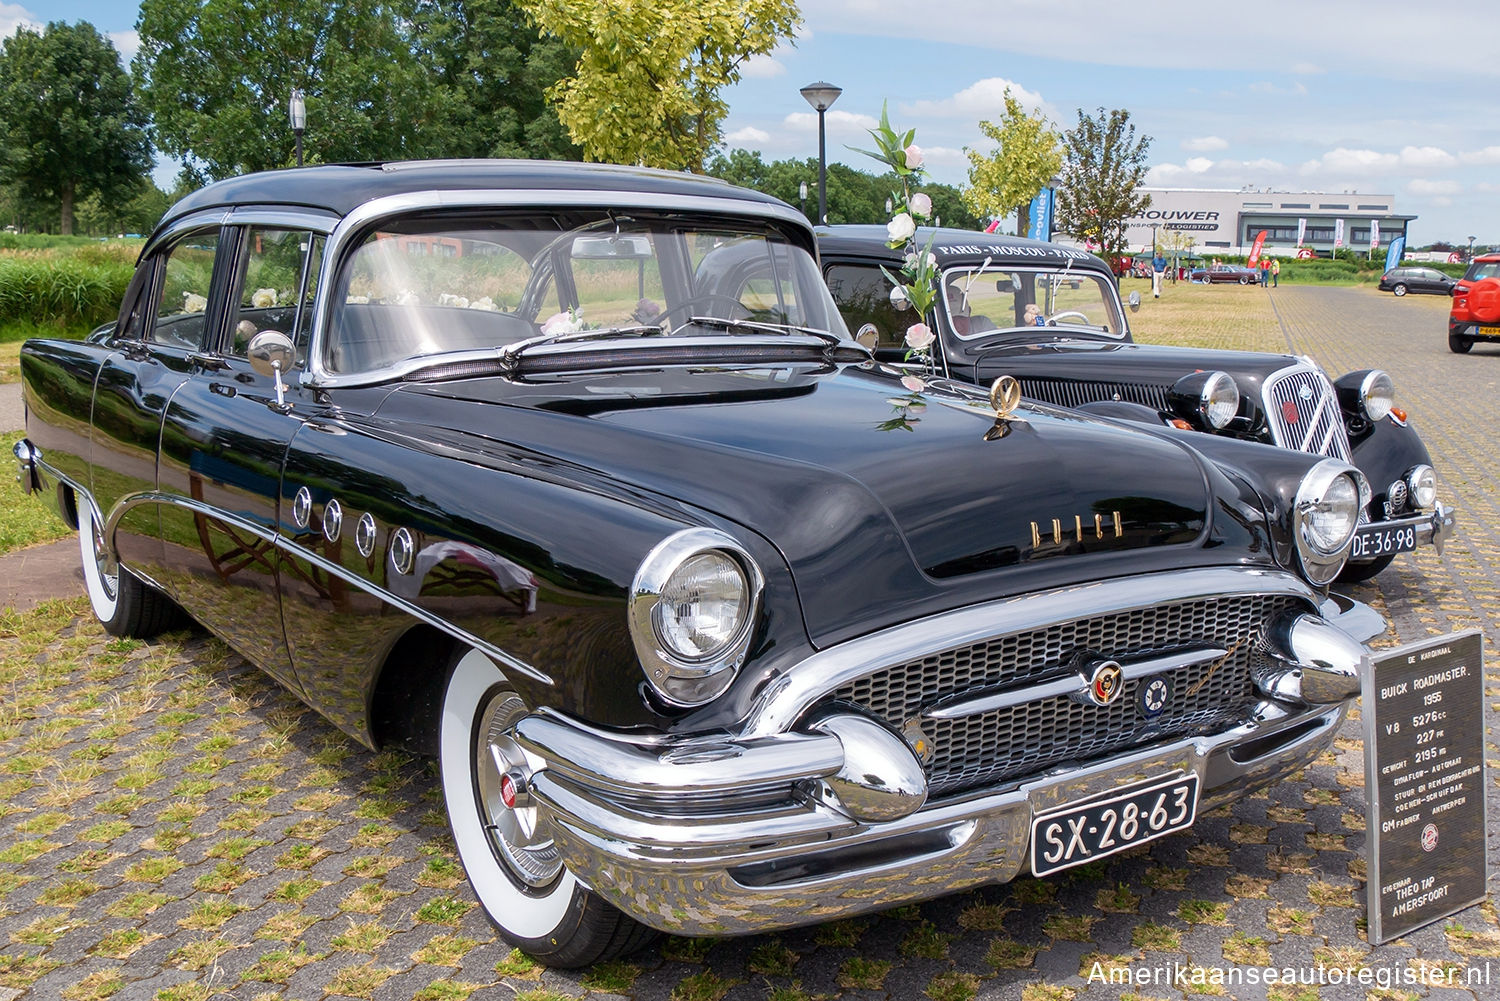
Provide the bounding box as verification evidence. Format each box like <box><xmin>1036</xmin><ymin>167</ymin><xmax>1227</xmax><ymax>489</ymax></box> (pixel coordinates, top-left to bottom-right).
<box><xmin>940</xmin><ymin>264</ymin><xmax>1129</xmax><ymax>342</ymax></box>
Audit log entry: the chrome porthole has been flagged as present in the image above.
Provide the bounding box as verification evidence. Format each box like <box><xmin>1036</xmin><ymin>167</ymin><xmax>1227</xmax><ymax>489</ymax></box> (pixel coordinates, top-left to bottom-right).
<box><xmin>323</xmin><ymin>499</ymin><xmax>343</xmax><ymax>543</ymax></box>
<box><xmin>292</xmin><ymin>487</ymin><xmax>312</xmax><ymax>529</ymax></box>
<box><xmin>355</xmin><ymin>513</ymin><xmax>377</xmax><ymax>557</ymax></box>
<box><xmin>390</xmin><ymin>527</ymin><xmax>415</xmax><ymax>575</ymax></box>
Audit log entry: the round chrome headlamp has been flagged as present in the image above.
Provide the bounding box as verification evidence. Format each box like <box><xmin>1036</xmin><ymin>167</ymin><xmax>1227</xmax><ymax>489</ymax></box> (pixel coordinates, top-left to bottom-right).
<box><xmin>1406</xmin><ymin>464</ymin><xmax>1437</xmax><ymax>508</ymax></box>
<box><xmin>1293</xmin><ymin>460</ymin><xmax>1365</xmax><ymax>585</ymax></box>
<box><xmin>1169</xmin><ymin>370</ymin><xmax>1239</xmax><ymax>430</ymax></box>
<box><xmin>1358</xmin><ymin>370</ymin><xmax>1395</xmax><ymax>422</ymax></box>
<box><xmin>629</xmin><ymin>528</ymin><xmax>763</xmax><ymax>706</ymax></box>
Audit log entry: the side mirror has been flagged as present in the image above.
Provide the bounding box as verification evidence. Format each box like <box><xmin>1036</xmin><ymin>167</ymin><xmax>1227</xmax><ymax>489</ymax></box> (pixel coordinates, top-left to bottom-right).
<box><xmin>855</xmin><ymin>323</ymin><xmax>879</xmax><ymax>349</ymax></box>
<box><xmin>888</xmin><ymin>285</ymin><xmax>910</xmax><ymax>312</ymax></box>
<box><xmin>1127</xmin><ymin>291</ymin><xmax>1141</xmax><ymax>312</ymax></box>
<box><xmin>247</xmin><ymin>330</ymin><xmax>296</xmax><ymax>411</ymax></box>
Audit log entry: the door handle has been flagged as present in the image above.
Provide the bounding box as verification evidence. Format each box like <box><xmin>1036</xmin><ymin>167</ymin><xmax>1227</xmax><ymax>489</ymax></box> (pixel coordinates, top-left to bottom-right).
<box><xmin>190</xmin><ymin>352</ymin><xmax>230</xmax><ymax>371</ymax></box>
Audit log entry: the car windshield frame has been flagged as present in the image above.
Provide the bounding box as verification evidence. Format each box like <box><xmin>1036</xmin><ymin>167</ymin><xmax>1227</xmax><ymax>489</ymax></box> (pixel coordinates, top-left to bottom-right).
<box><xmin>940</xmin><ymin>264</ymin><xmax>1128</xmax><ymax>342</ymax></box>
<box><xmin>300</xmin><ymin>189</ymin><xmax>848</xmax><ymax>388</ymax></box>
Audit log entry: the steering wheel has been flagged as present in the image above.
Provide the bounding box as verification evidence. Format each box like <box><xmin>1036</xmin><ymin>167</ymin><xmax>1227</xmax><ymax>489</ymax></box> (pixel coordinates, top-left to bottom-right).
<box><xmin>1044</xmin><ymin>310</ymin><xmax>1090</xmax><ymax>326</ymax></box>
<box><xmin>658</xmin><ymin>294</ymin><xmax>750</xmax><ymax>331</ymax></box>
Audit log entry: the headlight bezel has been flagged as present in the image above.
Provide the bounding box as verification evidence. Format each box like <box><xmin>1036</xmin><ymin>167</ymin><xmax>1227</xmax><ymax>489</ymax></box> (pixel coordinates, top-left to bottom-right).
<box><xmin>1168</xmin><ymin>370</ymin><xmax>1240</xmax><ymax>430</ymax></box>
<box><xmin>629</xmin><ymin>528</ymin><xmax>764</xmax><ymax>707</ymax></box>
<box><xmin>1334</xmin><ymin>368</ymin><xmax>1396</xmax><ymax>423</ymax></box>
<box><xmin>1293</xmin><ymin>459</ymin><xmax>1366</xmax><ymax>584</ymax></box>
<box><xmin>1406</xmin><ymin>464</ymin><xmax>1437</xmax><ymax>508</ymax></box>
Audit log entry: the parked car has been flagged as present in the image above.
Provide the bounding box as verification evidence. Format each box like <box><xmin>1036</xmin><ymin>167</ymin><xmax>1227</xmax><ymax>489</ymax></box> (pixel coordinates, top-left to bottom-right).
<box><xmin>18</xmin><ymin>164</ymin><xmax>1380</xmax><ymax>967</ymax></box>
<box><xmin>1190</xmin><ymin>262</ymin><xmax>1260</xmax><ymax>284</ymax></box>
<box><xmin>1378</xmin><ymin>267</ymin><xmax>1456</xmax><ymax>297</ymax></box>
<box><xmin>817</xmin><ymin>224</ymin><xmax>1454</xmax><ymax>582</ymax></box>
<box><xmin>1447</xmin><ymin>253</ymin><xmax>1500</xmax><ymax>352</ymax></box>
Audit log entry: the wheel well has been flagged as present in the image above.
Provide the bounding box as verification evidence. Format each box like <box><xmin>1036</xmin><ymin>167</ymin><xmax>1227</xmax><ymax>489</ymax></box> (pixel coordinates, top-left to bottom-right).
<box><xmin>368</xmin><ymin>625</ymin><xmax>459</xmax><ymax>757</ymax></box>
<box><xmin>59</xmin><ymin>483</ymin><xmax>79</xmax><ymax>530</ymax></box>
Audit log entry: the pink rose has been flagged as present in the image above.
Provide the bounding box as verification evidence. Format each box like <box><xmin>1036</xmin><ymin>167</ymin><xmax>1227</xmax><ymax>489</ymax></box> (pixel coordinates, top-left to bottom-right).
<box><xmin>903</xmin><ymin>144</ymin><xmax>924</xmax><ymax>169</ymax></box>
<box><xmin>905</xmin><ymin>323</ymin><xmax>935</xmax><ymax>350</ymax></box>
<box><xmin>900</xmin><ymin>374</ymin><xmax>926</xmax><ymax>393</ymax></box>
<box><xmin>908</xmin><ymin>192</ymin><xmax>932</xmax><ymax>218</ymax></box>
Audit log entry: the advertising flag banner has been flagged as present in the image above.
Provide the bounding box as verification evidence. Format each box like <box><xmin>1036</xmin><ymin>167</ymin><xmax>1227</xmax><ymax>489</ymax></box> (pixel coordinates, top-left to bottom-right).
<box><xmin>1335</xmin><ymin>219</ymin><xmax>1345</xmax><ymax>248</ymax></box>
<box><xmin>1247</xmin><ymin>230</ymin><xmax>1268</xmax><ymax>266</ymax></box>
<box><xmin>1027</xmin><ymin>188</ymin><xmax>1054</xmax><ymax>242</ymax></box>
<box><xmin>1371</xmin><ymin>220</ymin><xmax>1381</xmax><ymax>248</ymax></box>
<box><xmin>1385</xmin><ymin>235</ymin><xmax>1406</xmax><ymax>273</ymax></box>
<box><xmin>1297</xmin><ymin>218</ymin><xmax>1306</xmax><ymax>247</ymax></box>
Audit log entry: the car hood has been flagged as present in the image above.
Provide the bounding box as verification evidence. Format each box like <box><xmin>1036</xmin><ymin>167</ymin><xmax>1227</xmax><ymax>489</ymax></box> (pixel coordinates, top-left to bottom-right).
<box><xmin>378</xmin><ymin>364</ymin><xmax>1224</xmax><ymax>646</ymax></box>
<box><xmin>970</xmin><ymin>338</ymin><xmax>1299</xmax><ymax>402</ymax></box>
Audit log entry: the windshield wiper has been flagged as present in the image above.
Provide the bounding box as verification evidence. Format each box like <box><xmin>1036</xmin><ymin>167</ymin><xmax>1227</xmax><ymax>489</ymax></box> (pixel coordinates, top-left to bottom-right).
<box><xmin>498</xmin><ymin>325</ymin><xmax>669</xmax><ymax>372</ymax></box>
<box><xmin>679</xmin><ymin>315</ymin><xmax>865</xmax><ymax>353</ymax></box>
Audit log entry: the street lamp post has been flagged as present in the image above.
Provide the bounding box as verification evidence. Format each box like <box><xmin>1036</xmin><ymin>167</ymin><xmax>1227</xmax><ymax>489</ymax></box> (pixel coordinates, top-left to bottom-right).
<box><xmin>1150</xmin><ymin>222</ymin><xmax>1159</xmax><ymax>257</ymax></box>
<box><xmin>799</xmin><ymin>181</ymin><xmax>808</xmax><ymax>220</ymax></box>
<box><xmin>799</xmin><ymin>81</ymin><xmax>841</xmax><ymax>225</ymax></box>
<box><xmin>289</xmin><ymin>89</ymin><xmax>306</xmax><ymax>167</ymax></box>
<box><xmin>1469</xmin><ymin>235</ymin><xmax>1476</xmax><ymax>261</ymax></box>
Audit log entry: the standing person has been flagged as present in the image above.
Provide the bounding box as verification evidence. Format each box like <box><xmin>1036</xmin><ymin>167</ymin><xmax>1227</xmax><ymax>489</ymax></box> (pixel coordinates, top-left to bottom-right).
<box><xmin>1271</xmin><ymin>258</ymin><xmax>1280</xmax><ymax>287</ymax></box>
<box><xmin>1151</xmin><ymin>250</ymin><xmax>1167</xmax><ymax>298</ymax></box>
<box><xmin>1259</xmin><ymin>259</ymin><xmax>1270</xmax><ymax>287</ymax></box>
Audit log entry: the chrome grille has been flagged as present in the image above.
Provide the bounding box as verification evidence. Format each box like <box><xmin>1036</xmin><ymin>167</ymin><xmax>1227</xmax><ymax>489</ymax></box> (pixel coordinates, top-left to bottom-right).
<box><xmin>1020</xmin><ymin>378</ymin><xmax>1169</xmax><ymax>412</ymax></box>
<box><xmin>1263</xmin><ymin>365</ymin><xmax>1351</xmax><ymax>461</ymax></box>
<box><xmin>831</xmin><ymin>594</ymin><xmax>1305</xmax><ymax>797</ymax></box>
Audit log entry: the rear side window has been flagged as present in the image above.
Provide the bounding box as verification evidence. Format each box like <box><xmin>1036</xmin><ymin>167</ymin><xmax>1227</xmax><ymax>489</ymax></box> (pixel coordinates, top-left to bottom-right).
<box><xmin>149</xmin><ymin>232</ymin><xmax>220</xmax><ymax>349</ymax></box>
<box><xmin>825</xmin><ymin>264</ymin><xmax>907</xmax><ymax>350</ymax></box>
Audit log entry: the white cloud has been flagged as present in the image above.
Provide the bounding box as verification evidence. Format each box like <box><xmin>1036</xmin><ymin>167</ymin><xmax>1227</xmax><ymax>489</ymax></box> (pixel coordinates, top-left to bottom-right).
<box><xmin>919</xmin><ymin>145</ymin><xmax>966</xmax><ymax>167</ymax></box>
<box><xmin>1459</xmin><ymin>146</ymin><xmax>1500</xmax><ymax>166</ymax></box>
<box><xmin>1</xmin><ymin>4</ymin><xmax>39</xmax><ymax>39</ymax></box>
<box><xmin>109</xmin><ymin>29</ymin><xmax>139</xmax><ymax>64</ymax></box>
<box><xmin>726</xmin><ymin>126</ymin><xmax>771</xmax><ymax>144</ymax></box>
<box><xmin>783</xmin><ymin>109</ymin><xmax>879</xmax><ymax>133</ymax></box>
<box><xmin>1182</xmin><ymin>136</ymin><xmax>1227</xmax><ymax>153</ymax></box>
<box><xmin>1290</xmin><ymin>61</ymin><xmax>1325</xmax><ymax>75</ymax></box>
<box><xmin>900</xmin><ymin>77</ymin><xmax>1049</xmax><ymax>121</ymax></box>
<box><xmin>1185</xmin><ymin>157</ymin><xmax>1214</xmax><ymax>173</ymax></box>
<box><xmin>1300</xmin><ymin>145</ymin><xmax>1456</xmax><ymax>176</ymax></box>
<box><xmin>1407</xmin><ymin>179</ymin><xmax>1461</xmax><ymax>197</ymax></box>
<box><xmin>741</xmin><ymin>53</ymin><xmax>785</xmax><ymax>79</ymax></box>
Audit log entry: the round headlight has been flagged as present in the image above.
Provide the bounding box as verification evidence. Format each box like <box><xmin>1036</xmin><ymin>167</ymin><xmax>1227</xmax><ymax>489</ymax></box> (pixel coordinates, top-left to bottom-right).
<box><xmin>1407</xmin><ymin>465</ymin><xmax>1437</xmax><ymax>508</ymax></box>
<box><xmin>1293</xmin><ymin>461</ymin><xmax>1365</xmax><ymax>585</ymax></box>
<box><xmin>654</xmin><ymin>552</ymin><xmax>750</xmax><ymax>661</ymax></box>
<box><xmin>1200</xmin><ymin>371</ymin><xmax>1240</xmax><ymax>429</ymax></box>
<box><xmin>1360</xmin><ymin>370</ymin><xmax>1395</xmax><ymax>422</ymax></box>
<box><xmin>630</xmin><ymin>529</ymin><xmax>764</xmax><ymax>706</ymax></box>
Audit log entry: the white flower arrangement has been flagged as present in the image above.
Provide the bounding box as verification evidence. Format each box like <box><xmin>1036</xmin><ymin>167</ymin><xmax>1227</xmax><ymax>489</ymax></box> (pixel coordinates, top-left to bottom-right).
<box><xmin>182</xmin><ymin>292</ymin><xmax>207</xmax><ymax>313</ymax></box>
<box><xmin>394</xmin><ymin>289</ymin><xmax>421</xmax><ymax>305</ymax></box>
<box><xmin>469</xmin><ymin>296</ymin><xmax>499</xmax><ymax>312</ymax></box>
<box><xmin>251</xmin><ymin>287</ymin><xmax>278</xmax><ymax>308</ymax></box>
<box><xmin>438</xmin><ymin>293</ymin><xmax>471</xmax><ymax>309</ymax></box>
<box><xmin>540</xmin><ymin>307</ymin><xmax>587</xmax><ymax>335</ymax></box>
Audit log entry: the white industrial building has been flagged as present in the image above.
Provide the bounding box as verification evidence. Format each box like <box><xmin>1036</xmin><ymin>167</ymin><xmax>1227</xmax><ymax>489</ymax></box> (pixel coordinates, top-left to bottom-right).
<box><xmin>1122</xmin><ymin>188</ymin><xmax>1414</xmax><ymax>258</ymax></box>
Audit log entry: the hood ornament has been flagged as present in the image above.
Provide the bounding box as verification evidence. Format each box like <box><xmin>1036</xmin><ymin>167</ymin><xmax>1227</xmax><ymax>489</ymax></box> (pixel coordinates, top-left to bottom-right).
<box><xmin>984</xmin><ymin>375</ymin><xmax>1026</xmax><ymax>441</ymax></box>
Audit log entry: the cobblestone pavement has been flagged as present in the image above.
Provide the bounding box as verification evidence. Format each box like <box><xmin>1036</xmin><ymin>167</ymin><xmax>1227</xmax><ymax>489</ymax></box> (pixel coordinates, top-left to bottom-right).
<box><xmin>1</xmin><ymin>285</ymin><xmax>1498</xmax><ymax>1001</ymax></box>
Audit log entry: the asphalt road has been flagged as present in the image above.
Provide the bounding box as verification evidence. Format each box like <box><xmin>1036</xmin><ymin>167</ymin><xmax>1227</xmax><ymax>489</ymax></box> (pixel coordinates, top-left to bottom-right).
<box><xmin>0</xmin><ymin>285</ymin><xmax>1496</xmax><ymax>1001</ymax></box>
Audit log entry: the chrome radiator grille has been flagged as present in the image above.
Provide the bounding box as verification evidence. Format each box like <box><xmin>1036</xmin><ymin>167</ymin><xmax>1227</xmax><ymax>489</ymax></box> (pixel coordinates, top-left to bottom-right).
<box><xmin>1263</xmin><ymin>365</ymin><xmax>1352</xmax><ymax>461</ymax></box>
<box><xmin>831</xmin><ymin>594</ymin><xmax>1305</xmax><ymax>797</ymax></box>
<box><xmin>1020</xmin><ymin>378</ymin><xmax>1169</xmax><ymax>412</ymax></box>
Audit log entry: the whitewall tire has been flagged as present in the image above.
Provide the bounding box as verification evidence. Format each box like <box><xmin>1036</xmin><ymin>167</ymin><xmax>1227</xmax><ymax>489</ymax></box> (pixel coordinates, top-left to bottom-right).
<box><xmin>77</xmin><ymin>494</ymin><xmax>178</xmax><ymax>638</ymax></box>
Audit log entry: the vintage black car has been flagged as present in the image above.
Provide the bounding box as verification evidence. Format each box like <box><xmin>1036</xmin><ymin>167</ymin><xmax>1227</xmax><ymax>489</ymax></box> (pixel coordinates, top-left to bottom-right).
<box><xmin>817</xmin><ymin>225</ymin><xmax>1455</xmax><ymax>582</ymax></box>
<box><xmin>18</xmin><ymin>163</ymin><xmax>1379</xmax><ymax>967</ymax></box>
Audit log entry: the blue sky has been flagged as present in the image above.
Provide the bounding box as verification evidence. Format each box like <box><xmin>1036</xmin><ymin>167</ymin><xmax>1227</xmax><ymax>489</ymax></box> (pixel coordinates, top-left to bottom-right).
<box><xmin>7</xmin><ymin>0</ymin><xmax>1497</xmax><ymax>245</ymax></box>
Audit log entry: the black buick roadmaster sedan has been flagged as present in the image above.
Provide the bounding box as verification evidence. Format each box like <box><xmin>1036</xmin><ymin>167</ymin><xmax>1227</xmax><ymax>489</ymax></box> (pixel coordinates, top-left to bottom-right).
<box><xmin>17</xmin><ymin>162</ymin><xmax>1379</xmax><ymax>967</ymax></box>
<box><xmin>816</xmin><ymin>225</ymin><xmax>1455</xmax><ymax>583</ymax></box>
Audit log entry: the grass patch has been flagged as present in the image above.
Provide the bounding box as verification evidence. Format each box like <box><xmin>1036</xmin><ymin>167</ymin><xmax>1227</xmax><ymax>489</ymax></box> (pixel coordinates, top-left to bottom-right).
<box><xmin>0</xmin><ymin>432</ymin><xmax>72</xmax><ymax>557</ymax></box>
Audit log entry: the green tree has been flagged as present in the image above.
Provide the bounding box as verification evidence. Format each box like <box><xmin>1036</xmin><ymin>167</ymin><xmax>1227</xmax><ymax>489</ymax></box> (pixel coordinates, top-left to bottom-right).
<box><xmin>136</xmin><ymin>0</ymin><xmax>452</xmax><ymax>177</ymax></box>
<box><xmin>515</xmin><ymin>0</ymin><xmax>800</xmax><ymax>172</ymax></box>
<box><xmin>0</xmin><ymin>21</ymin><xmax>151</xmax><ymax>235</ymax></box>
<box><xmin>961</xmin><ymin>90</ymin><xmax>1061</xmax><ymax>237</ymax></box>
<box><xmin>705</xmin><ymin>149</ymin><xmax>980</xmax><ymax>229</ymax></box>
<box><xmin>1054</xmin><ymin>107</ymin><xmax>1152</xmax><ymax>262</ymax></box>
<box><xmin>411</xmin><ymin>0</ymin><xmax>580</xmax><ymax>160</ymax></box>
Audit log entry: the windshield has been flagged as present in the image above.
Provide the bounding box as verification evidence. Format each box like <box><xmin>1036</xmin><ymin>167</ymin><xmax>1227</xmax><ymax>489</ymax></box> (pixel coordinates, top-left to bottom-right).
<box><xmin>325</xmin><ymin>212</ymin><xmax>848</xmax><ymax>374</ymax></box>
<box><xmin>942</xmin><ymin>266</ymin><xmax>1125</xmax><ymax>339</ymax></box>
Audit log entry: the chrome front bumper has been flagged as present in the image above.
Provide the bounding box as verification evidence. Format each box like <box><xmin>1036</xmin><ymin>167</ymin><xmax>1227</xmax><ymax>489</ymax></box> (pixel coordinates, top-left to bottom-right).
<box><xmin>515</xmin><ymin>698</ymin><xmax>1347</xmax><ymax>936</ymax></box>
<box><xmin>1348</xmin><ymin>502</ymin><xmax>1456</xmax><ymax>561</ymax></box>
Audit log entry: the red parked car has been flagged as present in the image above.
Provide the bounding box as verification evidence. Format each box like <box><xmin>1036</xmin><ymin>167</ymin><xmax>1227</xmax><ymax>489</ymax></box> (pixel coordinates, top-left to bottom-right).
<box><xmin>1448</xmin><ymin>253</ymin><xmax>1500</xmax><ymax>353</ymax></box>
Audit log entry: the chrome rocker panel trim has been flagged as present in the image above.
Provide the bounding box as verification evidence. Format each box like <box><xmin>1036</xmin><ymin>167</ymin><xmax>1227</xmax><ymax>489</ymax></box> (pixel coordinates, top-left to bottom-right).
<box><xmin>521</xmin><ymin>698</ymin><xmax>1347</xmax><ymax>936</ymax></box>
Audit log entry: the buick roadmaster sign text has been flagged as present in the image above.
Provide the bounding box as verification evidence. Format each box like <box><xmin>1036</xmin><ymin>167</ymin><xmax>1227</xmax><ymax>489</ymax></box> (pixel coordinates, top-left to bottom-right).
<box><xmin>1363</xmin><ymin>630</ymin><xmax>1488</xmax><ymax>944</ymax></box>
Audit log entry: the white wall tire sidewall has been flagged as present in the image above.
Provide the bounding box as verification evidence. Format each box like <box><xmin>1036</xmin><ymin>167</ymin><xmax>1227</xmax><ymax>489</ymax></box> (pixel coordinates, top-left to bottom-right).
<box><xmin>440</xmin><ymin>647</ymin><xmax>577</xmax><ymax>940</ymax></box>
<box><xmin>78</xmin><ymin>497</ymin><xmax>119</xmax><ymax>624</ymax></box>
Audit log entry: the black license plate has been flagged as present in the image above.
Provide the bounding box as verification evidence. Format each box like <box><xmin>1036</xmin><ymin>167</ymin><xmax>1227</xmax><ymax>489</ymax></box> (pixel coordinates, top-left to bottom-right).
<box><xmin>1350</xmin><ymin>520</ymin><xmax>1420</xmax><ymax>560</ymax></box>
<box><xmin>1030</xmin><ymin>773</ymin><xmax>1199</xmax><ymax>877</ymax></box>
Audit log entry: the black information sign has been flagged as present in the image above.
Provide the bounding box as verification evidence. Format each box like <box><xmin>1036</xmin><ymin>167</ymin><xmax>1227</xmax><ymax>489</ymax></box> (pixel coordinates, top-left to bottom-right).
<box><xmin>1363</xmin><ymin>630</ymin><xmax>1488</xmax><ymax>944</ymax></box>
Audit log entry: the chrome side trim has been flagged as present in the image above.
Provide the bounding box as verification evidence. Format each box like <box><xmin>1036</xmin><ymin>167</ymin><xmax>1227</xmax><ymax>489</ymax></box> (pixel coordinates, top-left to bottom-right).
<box><xmin>100</xmin><ymin>490</ymin><xmax>552</xmax><ymax>685</ymax></box>
<box><xmin>304</xmin><ymin>188</ymin><xmax>814</xmax><ymax>388</ymax></box>
<box><xmin>741</xmin><ymin>568</ymin><xmax>1320</xmax><ymax>739</ymax></box>
<box><xmin>921</xmin><ymin>646</ymin><xmax>1228</xmax><ymax>720</ymax></box>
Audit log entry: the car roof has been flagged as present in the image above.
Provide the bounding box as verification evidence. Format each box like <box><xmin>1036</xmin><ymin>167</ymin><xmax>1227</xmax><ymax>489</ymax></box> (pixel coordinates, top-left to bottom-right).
<box><xmin>159</xmin><ymin>159</ymin><xmax>791</xmax><ymax>231</ymax></box>
<box><xmin>815</xmin><ymin>223</ymin><xmax>1112</xmax><ymax>272</ymax></box>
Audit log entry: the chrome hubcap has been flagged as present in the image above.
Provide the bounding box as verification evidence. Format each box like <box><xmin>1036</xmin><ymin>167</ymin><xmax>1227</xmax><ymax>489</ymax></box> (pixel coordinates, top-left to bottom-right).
<box><xmin>474</xmin><ymin>690</ymin><xmax>560</xmax><ymax>888</ymax></box>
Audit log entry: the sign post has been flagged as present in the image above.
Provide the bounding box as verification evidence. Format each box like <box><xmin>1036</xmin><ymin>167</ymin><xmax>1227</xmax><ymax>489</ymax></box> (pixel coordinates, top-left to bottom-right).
<box><xmin>1363</xmin><ymin>630</ymin><xmax>1488</xmax><ymax>944</ymax></box>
